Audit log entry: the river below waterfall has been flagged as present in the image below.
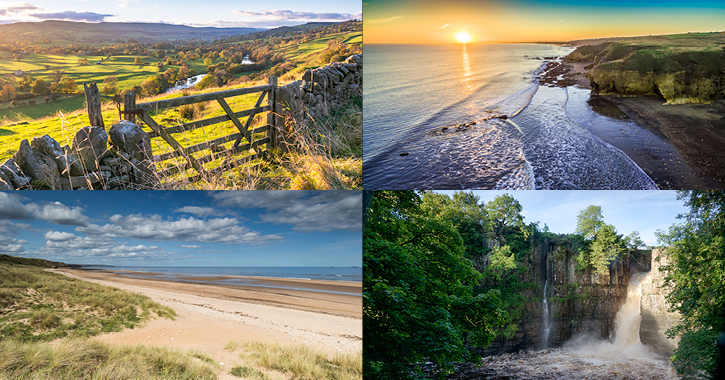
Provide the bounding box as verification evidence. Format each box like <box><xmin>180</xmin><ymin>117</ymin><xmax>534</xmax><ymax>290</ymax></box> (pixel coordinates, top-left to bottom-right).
<box><xmin>446</xmin><ymin>272</ymin><xmax>679</xmax><ymax>380</ymax></box>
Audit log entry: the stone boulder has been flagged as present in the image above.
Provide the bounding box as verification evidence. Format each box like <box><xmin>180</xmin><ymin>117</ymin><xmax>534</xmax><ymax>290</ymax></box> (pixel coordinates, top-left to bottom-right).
<box><xmin>30</xmin><ymin>134</ymin><xmax>84</xmax><ymax>176</ymax></box>
<box><xmin>107</xmin><ymin>120</ymin><xmax>157</xmax><ymax>186</ymax></box>
<box><xmin>12</xmin><ymin>139</ymin><xmax>60</xmax><ymax>188</ymax></box>
<box><xmin>0</xmin><ymin>171</ymin><xmax>12</xmax><ymax>190</ymax></box>
<box><xmin>0</xmin><ymin>159</ymin><xmax>31</xmax><ymax>189</ymax></box>
<box><xmin>71</xmin><ymin>126</ymin><xmax>108</xmax><ymax>172</ymax></box>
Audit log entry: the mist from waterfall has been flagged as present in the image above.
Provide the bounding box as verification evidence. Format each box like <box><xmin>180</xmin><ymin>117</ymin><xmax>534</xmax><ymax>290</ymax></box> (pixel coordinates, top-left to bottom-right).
<box><xmin>468</xmin><ymin>271</ymin><xmax>679</xmax><ymax>379</ymax></box>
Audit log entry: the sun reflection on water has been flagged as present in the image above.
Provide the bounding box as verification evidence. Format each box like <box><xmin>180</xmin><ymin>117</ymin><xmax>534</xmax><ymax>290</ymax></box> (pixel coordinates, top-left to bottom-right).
<box><xmin>461</xmin><ymin>44</ymin><xmax>473</xmax><ymax>95</ymax></box>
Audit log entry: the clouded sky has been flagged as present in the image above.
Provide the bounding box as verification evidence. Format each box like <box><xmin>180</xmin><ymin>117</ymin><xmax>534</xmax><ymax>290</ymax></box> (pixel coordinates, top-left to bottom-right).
<box><xmin>0</xmin><ymin>191</ymin><xmax>362</xmax><ymax>267</ymax></box>
<box><xmin>0</xmin><ymin>0</ymin><xmax>361</xmax><ymax>28</ymax></box>
<box><xmin>434</xmin><ymin>190</ymin><xmax>688</xmax><ymax>247</ymax></box>
<box><xmin>364</xmin><ymin>0</ymin><xmax>725</xmax><ymax>43</ymax></box>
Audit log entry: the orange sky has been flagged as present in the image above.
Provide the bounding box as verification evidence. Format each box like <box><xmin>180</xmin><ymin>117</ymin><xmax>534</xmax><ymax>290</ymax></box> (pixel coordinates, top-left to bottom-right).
<box><xmin>363</xmin><ymin>0</ymin><xmax>725</xmax><ymax>43</ymax></box>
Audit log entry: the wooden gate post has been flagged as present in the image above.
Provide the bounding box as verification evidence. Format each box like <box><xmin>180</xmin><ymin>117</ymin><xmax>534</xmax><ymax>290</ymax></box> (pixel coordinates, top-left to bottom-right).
<box><xmin>84</xmin><ymin>83</ymin><xmax>104</xmax><ymax>128</ymax></box>
<box><xmin>267</xmin><ymin>76</ymin><xmax>277</xmax><ymax>151</ymax></box>
<box><xmin>123</xmin><ymin>92</ymin><xmax>136</xmax><ymax>122</ymax></box>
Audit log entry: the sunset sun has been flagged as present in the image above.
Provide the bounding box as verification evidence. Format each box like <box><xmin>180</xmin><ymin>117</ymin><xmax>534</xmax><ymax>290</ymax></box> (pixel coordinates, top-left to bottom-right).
<box><xmin>454</xmin><ymin>31</ymin><xmax>473</xmax><ymax>43</ymax></box>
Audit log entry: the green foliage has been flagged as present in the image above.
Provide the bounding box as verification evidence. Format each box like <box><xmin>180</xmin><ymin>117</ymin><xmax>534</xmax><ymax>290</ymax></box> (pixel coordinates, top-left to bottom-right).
<box><xmin>489</xmin><ymin>245</ymin><xmax>517</xmax><ymax>280</ymax></box>
<box><xmin>586</xmin><ymin>224</ymin><xmax>625</xmax><ymax>275</ymax></box>
<box><xmin>657</xmin><ymin>190</ymin><xmax>725</xmax><ymax>379</ymax></box>
<box><xmin>420</xmin><ymin>191</ymin><xmax>488</xmax><ymax>259</ymax></box>
<box><xmin>364</xmin><ymin>191</ymin><xmax>508</xmax><ymax>380</ymax></box>
<box><xmin>624</xmin><ymin>231</ymin><xmax>645</xmax><ymax>250</ymax></box>
<box><xmin>576</xmin><ymin>205</ymin><xmax>604</xmax><ymax>240</ymax></box>
<box><xmin>484</xmin><ymin>194</ymin><xmax>523</xmax><ymax>237</ymax></box>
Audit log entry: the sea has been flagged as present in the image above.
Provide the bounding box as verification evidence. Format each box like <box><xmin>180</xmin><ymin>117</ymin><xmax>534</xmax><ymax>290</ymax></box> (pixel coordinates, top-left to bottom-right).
<box><xmin>363</xmin><ymin>43</ymin><xmax>659</xmax><ymax>190</ymax></box>
<box><xmin>79</xmin><ymin>266</ymin><xmax>362</xmax><ymax>296</ymax></box>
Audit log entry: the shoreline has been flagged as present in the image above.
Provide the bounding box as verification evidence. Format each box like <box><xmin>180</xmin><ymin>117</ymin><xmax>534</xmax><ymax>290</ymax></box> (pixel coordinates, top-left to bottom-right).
<box><xmin>541</xmin><ymin>57</ymin><xmax>725</xmax><ymax>189</ymax></box>
<box><xmin>51</xmin><ymin>268</ymin><xmax>362</xmax><ymax>319</ymax></box>
<box><xmin>100</xmin><ymin>269</ymin><xmax>362</xmax><ymax>296</ymax></box>
<box><xmin>47</xmin><ymin>268</ymin><xmax>362</xmax><ymax>370</ymax></box>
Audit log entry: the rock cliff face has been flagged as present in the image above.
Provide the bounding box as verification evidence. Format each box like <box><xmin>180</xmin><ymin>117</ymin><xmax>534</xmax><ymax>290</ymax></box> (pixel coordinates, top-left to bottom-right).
<box><xmin>639</xmin><ymin>248</ymin><xmax>681</xmax><ymax>357</ymax></box>
<box><xmin>566</xmin><ymin>40</ymin><xmax>725</xmax><ymax>104</ymax></box>
<box><xmin>478</xmin><ymin>242</ymin><xmax>650</xmax><ymax>355</ymax></box>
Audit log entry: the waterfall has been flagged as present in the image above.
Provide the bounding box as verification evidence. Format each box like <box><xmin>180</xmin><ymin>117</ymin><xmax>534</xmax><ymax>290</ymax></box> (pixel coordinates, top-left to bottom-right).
<box><xmin>613</xmin><ymin>271</ymin><xmax>652</xmax><ymax>347</ymax></box>
<box><xmin>541</xmin><ymin>280</ymin><xmax>551</xmax><ymax>349</ymax></box>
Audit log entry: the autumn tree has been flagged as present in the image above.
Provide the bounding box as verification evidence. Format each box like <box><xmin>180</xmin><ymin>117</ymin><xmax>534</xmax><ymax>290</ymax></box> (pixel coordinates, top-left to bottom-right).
<box><xmin>103</xmin><ymin>75</ymin><xmax>119</xmax><ymax>95</ymax></box>
<box><xmin>0</xmin><ymin>84</ymin><xmax>16</xmax><ymax>101</ymax></box>
<box><xmin>134</xmin><ymin>56</ymin><xmax>143</xmax><ymax>65</ymax></box>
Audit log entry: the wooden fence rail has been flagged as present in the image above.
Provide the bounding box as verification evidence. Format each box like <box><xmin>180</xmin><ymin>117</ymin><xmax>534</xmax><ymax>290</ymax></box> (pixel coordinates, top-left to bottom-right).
<box><xmin>120</xmin><ymin>76</ymin><xmax>277</xmax><ymax>183</ymax></box>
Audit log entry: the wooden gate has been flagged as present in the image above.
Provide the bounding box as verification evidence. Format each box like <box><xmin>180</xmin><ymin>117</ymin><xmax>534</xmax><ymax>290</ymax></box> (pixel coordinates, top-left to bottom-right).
<box><xmin>121</xmin><ymin>76</ymin><xmax>277</xmax><ymax>183</ymax></box>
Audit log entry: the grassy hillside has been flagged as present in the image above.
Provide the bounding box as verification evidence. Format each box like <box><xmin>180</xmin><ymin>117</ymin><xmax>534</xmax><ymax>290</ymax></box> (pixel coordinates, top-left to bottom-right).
<box><xmin>0</xmin><ymin>254</ymin><xmax>69</xmax><ymax>268</ymax></box>
<box><xmin>566</xmin><ymin>32</ymin><xmax>725</xmax><ymax>103</ymax></box>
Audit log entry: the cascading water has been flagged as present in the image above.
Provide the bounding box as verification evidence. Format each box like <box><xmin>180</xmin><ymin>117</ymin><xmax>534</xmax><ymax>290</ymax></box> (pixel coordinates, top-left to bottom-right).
<box><xmin>541</xmin><ymin>280</ymin><xmax>551</xmax><ymax>349</ymax></box>
<box><xmin>460</xmin><ymin>271</ymin><xmax>679</xmax><ymax>380</ymax></box>
<box><xmin>613</xmin><ymin>272</ymin><xmax>650</xmax><ymax>347</ymax></box>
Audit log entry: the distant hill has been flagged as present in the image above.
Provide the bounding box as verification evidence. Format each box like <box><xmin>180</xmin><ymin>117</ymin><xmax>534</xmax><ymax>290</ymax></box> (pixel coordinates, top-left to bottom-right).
<box><xmin>0</xmin><ymin>254</ymin><xmax>70</xmax><ymax>268</ymax></box>
<box><xmin>0</xmin><ymin>20</ymin><xmax>262</xmax><ymax>43</ymax></box>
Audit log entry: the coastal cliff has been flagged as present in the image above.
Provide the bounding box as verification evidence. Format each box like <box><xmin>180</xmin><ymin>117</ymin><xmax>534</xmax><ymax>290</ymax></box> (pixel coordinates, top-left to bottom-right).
<box><xmin>565</xmin><ymin>33</ymin><xmax>725</xmax><ymax>104</ymax></box>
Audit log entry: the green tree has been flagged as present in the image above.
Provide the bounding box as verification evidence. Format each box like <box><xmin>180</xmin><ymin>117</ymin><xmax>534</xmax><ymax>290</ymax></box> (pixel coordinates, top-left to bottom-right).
<box><xmin>584</xmin><ymin>224</ymin><xmax>625</xmax><ymax>275</ymax></box>
<box><xmin>31</xmin><ymin>78</ymin><xmax>50</xmax><ymax>96</ymax></box>
<box><xmin>576</xmin><ymin>205</ymin><xmax>604</xmax><ymax>240</ymax></box>
<box><xmin>420</xmin><ymin>191</ymin><xmax>487</xmax><ymax>259</ymax></box>
<box><xmin>204</xmin><ymin>57</ymin><xmax>213</xmax><ymax>67</ymax></box>
<box><xmin>484</xmin><ymin>194</ymin><xmax>523</xmax><ymax>237</ymax></box>
<box><xmin>364</xmin><ymin>191</ymin><xmax>508</xmax><ymax>379</ymax></box>
<box><xmin>657</xmin><ymin>190</ymin><xmax>725</xmax><ymax>379</ymax></box>
<box><xmin>624</xmin><ymin>231</ymin><xmax>645</xmax><ymax>250</ymax></box>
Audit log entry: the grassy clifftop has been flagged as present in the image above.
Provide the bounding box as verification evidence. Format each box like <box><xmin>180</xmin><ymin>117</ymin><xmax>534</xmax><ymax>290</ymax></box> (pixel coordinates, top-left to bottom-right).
<box><xmin>566</xmin><ymin>32</ymin><xmax>725</xmax><ymax>103</ymax></box>
<box><xmin>0</xmin><ymin>253</ymin><xmax>70</xmax><ymax>268</ymax></box>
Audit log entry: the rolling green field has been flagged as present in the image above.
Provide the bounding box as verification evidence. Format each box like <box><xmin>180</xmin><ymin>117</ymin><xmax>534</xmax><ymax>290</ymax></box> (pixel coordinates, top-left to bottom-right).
<box><xmin>0</xmin><ymin>52</ymin><xmax>207</xmax><ymax>93</ymax></box>
<box><xmin>279</xmin><ymin>31</ymin><xmax>362</xmax><ymax>61</ymax></box>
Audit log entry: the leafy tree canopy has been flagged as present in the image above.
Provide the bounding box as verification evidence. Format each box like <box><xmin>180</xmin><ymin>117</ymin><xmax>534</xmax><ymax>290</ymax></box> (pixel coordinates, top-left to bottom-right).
<box><xmin>364</xmin><ymin>191</ymin><xmax>508</xmax><ymax>380</ymax></box>
<box><xmin>657</xmin><ymin>190</ymin><xmax>725</xmax><ymax>379</ymax></box>
<box><xmin>576</xmin><ymin>205</ymin><xmax>604</xmax><ymax>240</ymax></box>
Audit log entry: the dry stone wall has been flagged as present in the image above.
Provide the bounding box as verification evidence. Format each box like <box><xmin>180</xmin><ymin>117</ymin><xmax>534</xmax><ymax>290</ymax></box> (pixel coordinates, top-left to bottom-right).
<box><xmin>0</xmin><ymin>120</ymin><xmax>157</xmax><ymax>190</ymax></box>
<box><xmin>273</xmin><ymin>54</ymin><xmax>362</xmax><ymax>149</ymax></box>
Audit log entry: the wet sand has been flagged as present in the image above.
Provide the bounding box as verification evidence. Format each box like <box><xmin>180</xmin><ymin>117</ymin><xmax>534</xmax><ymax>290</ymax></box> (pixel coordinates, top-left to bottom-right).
<box><xmin>48</xmin><ymin>269</ymin><xmax>362</xmax><ymax>380</ymax></box>
<box><xmin>55</xmin><ymin>268</ymin><xmax>361</xmax><ymax>318</ymax></box>
<box><xmin>546</xmin><ymin>58</ymin><xmax>725</xmax><ymax>189</ymax></box>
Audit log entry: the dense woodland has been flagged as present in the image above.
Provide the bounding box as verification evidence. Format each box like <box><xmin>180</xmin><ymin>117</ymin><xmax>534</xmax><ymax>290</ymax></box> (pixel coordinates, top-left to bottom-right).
<box><xmin>363</xmin><ymin>190</ymin><xmax>725</xmax><ymax>380</ymax></box>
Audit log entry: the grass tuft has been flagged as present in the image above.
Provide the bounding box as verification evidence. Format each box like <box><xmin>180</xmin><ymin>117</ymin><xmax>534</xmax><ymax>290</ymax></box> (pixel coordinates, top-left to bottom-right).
<box><xmin>243</xmin><ymin>342</ymin><xmax>362</xmax><ymax>380</ymax></box>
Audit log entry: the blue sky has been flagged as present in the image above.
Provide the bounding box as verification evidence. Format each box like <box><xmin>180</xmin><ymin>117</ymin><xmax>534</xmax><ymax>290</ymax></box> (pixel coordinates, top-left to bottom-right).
<box><xmin>434</xmin><ymin>190</ymin><xmax>688</xmax><ymax>247</ymax></box>
<box><xmin>0</xmin><ymin>1</ymin><xmax>361</xmax><ymax>28</ymax></box>
<box><xmin>0</xmin><ymin>191</ymin><xmax>362</xmax><ymax>267</ymax></box>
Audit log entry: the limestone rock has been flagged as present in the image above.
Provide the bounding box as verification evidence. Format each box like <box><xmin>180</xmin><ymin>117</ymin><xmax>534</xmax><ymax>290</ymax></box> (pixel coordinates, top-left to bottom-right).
<box><xmin>12</xmin><ymin>139</ymin><xmax>60</xmax><ymax>188</ymax></box>
<box><xmin>0</xmin><ymin>159</ymin><xmax>30</xmax><ymax>189</ymax></box>
<box><xmin>107</xmin><ymin>120</ymin><xmax>156</xmax><ymax>187</ymax></box>
<box><xmin>0</xmin><ymin>171</ymin><xmax>12</xmax><ymax>190</ymax></box>
<box><xmin>30</xmin><ymin>134</ymin><xmax>84</xmax><ymax>176</ymax></box>
<box><xmin>71</xmin><ymin>126</ymin><xmax>108</xmax><ymax>172</ymax></box>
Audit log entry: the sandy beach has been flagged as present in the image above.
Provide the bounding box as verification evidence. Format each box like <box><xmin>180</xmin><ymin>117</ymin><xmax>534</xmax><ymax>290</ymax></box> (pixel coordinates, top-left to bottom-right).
<box><xmin>48</xmin><ymin>269</ymin><xmax>362</xmax><ymax>379</ymax></box>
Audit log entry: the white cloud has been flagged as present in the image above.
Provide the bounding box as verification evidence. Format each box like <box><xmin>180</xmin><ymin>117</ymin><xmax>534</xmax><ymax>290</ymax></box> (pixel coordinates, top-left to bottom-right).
<box><xmin>366</xmin><ymin>16</ymin><xmax>403</xmax><ymax>24</ymax></box>
<box><xmin>77</xmin><ymin>214</ymin><xmax>283</xmax><ymax>245</ymax></box>
<box><xmin>232</xmin><ymin>9</ymin><xmax>360</xmax><ymax>22</ymax></box>
<box><xmin>211</xmin><ymin>191</ymin><xmax>362</xmax><ymax>232</ymax></box>
<box><xmin>173</xmin><ymin>206</ymin><xmax>227</xmax><ymax>218</ymax></box>
<box><xmin>439</xmin><ymin>24</ymin><xmax>451</xmax><ymax>29</ymax></box>
<box><xmin>181</xmin><ymin>244</ymin><xmax>202</xmax><ymax>248</ymax></box>
<box><xmin>27</xmin><ymin>201</ymin><xmax>89</xmax><ymax>226</ymax></box>
<box><xmin>0</xmin><ymin>192</ymin><xmax>32</xmax><ymax>219</ymax></box>
<box><xmin>44</xmin><ymin>231</ymin><xmax>77</xmax><ymax>241</ymax></box>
